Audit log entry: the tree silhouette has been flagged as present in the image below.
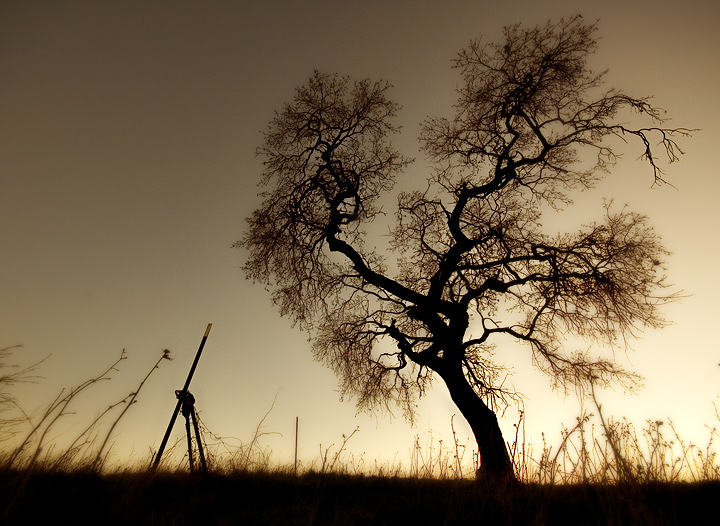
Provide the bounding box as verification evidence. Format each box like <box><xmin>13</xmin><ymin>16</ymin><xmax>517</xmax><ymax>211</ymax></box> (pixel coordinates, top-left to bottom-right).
<box><xmin>238</xmin><ymin>16</ymin><xmax>690</xmax><ymax>483</ymax></box>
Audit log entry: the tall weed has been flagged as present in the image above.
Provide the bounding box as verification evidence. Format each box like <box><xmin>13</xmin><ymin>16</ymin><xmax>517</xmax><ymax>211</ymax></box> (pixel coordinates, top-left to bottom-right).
<box><xmin>1</xmin><ymin>347</ymin><xmax>170</xmax><ymax>473</ymax></box>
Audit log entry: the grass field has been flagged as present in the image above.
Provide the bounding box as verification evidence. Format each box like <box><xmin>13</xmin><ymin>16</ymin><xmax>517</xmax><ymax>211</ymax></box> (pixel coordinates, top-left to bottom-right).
<box><xmin>2</xmin><ymin>346</ymin><xmax>719</xmax><ymax>524</ymax></box>
<box><xmin>2</xmin><ymin>467</ymin><xmax>719</xmax><ymax>525</ymax></box>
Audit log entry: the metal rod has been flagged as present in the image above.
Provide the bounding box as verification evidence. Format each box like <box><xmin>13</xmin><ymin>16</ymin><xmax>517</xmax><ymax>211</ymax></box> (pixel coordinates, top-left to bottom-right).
<box><xmin>294</xmin><ymin>416</ymin><xmax>299</xmax><ymax>475</ymax></box>
<box><xmin>151</xmin><ymin>323</ymin><xmax>212</xmax><ymax>470</ymax></box>
<box><xmin>191</xmin><ymin>408</ymin><xmax>207</xmax><ymax>472</ymax></box>
<box><xmin>180</xmin><ymin>323</ymin><xmax>212</xmax><ymax>394</ymax></box>
<box><xmin>185</xmin><ymin>412</ymin><xmax>194</xmax><ymax>472</ymax></box>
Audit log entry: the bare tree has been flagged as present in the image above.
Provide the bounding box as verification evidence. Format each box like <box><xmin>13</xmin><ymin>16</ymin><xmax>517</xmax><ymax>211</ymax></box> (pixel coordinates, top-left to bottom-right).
<box><xmin>238</xmin><ymin>16</ymin><xmax>690</xmax><ymax>482</ymax></box>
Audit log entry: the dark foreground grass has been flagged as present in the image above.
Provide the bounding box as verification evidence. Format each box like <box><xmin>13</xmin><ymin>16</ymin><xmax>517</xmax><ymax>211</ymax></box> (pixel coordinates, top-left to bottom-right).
<box><xmin>3</xmin><ymin>346</ymin><xmax>720</xmax><ymax>524</ymax></box>
<box><xmin>2</xmin><ymin>468</ymin><xmax>719</xmax><ymax>526</ymax></box>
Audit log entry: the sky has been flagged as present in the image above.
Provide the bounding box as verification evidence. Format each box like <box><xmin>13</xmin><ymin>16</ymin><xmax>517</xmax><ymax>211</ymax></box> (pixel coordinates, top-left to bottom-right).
<box><xmin>2</xmin><ymin>0</ymin><xmax>719</xmax><ymax>471</ymax></box>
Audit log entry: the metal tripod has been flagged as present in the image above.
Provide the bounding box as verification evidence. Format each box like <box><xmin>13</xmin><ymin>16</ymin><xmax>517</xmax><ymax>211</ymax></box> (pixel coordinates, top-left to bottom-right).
<box><xmin>176</xmin><ymin>389</ymin><xmax>207</xmax><ymax>473</ymax></box>
<box><xmin>151</xmin><ymin>323</ymin><xmax>212</xmax><ymax>472</ymax></box>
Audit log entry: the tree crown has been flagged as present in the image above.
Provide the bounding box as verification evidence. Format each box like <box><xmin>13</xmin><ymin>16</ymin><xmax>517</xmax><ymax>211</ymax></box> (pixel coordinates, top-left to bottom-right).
<box><xmin>239</xmin><ymin>16</ymin><xmax>690</xmax><ymax>419</ymax></box>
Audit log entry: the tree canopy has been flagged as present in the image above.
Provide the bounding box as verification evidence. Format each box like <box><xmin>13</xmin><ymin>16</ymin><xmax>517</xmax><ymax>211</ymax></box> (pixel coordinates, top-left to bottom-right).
<box><xmin>238</xmin><ymin>16</ymin><xmax>690</xmax><ymax>482</ymax></box>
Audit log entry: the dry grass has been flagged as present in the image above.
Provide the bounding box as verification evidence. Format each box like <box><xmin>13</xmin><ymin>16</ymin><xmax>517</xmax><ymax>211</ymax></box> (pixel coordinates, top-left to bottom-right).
<box><xmin>1</xmin><ymin>345</ymin><xmax>719</xmax><ymax>524</ymax></box>
<box><xmin>0</xmin><ymin>346</ymin><xmax>171</xmax><ymax>474</ymax></box>
<box><xmin>513</xmin><ymin>387</ymin><xmax>720</xmax><ymax>485</ymax></box>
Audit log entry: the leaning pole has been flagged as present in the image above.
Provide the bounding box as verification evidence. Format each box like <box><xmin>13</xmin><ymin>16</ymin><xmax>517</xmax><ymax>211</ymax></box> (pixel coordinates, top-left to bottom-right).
<box><xmin>151</xmin><ymin>323</ymin><xmax>212</xmax><ymax>471</ymax></box>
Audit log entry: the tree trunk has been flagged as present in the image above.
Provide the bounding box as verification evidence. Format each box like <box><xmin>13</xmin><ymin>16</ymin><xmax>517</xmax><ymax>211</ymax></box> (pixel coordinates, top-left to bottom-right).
<box><xmin>440</xmin><ymin>364</ymin><xmax>515</xmax><ymax>484</ymax></box>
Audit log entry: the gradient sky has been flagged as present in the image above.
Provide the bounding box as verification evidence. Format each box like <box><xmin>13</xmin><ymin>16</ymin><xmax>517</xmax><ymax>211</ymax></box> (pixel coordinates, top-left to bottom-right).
<box><xmin>2</xmin><ymin>0</ymin><xmax>719</xmax><ymax>470</ymax></box>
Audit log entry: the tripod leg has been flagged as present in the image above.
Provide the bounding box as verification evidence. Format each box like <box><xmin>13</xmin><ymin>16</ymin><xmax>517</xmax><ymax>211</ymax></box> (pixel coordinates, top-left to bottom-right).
<box><xmin>184</xmin><ymin>413</ymin><xmax>194</xmax><ymax>472</ymax></box>
<box><xmin>190</xmin><ymin>409</ymin><xmax>207</xmax><ymax>472</ymax></box>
